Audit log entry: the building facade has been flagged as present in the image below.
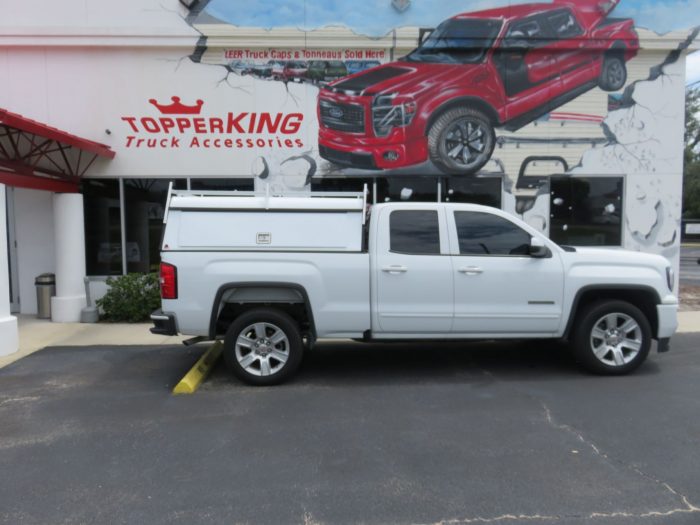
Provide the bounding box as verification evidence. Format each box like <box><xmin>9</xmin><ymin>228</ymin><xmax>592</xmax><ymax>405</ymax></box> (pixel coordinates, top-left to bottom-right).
<box><xmin>0</xmin><ymin>0</ymin><xmax>698</xmax><ymax>354</ymax></box>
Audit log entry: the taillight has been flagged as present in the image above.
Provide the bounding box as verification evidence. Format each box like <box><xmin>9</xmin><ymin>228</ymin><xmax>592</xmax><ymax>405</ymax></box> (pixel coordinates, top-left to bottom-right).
<box><xmin>159</xmin><ymin>262</ymin><xmax>177</xmax><ymax>300</ymax></box>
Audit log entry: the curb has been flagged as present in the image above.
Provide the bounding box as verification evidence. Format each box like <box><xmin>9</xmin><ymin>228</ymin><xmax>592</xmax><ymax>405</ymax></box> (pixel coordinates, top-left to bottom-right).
<box><xmin>173</xmin><ymin>341</ymin><xmax>223</xmax><ymax>395</ymax></box>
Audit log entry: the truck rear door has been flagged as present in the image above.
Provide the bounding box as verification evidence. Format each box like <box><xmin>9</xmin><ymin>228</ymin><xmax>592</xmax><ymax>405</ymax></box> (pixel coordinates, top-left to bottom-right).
<box><xmin>372</xmin><ymin>206</ymin><xmax>454</xmax><ymax>335</ymax></box>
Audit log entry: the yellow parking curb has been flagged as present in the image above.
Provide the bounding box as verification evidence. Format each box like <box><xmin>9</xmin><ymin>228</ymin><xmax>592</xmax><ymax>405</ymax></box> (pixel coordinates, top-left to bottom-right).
<box><xmin>173</xmin><ymin>341</ymin><xmax>223</xmax><ymax>395</ymax></box>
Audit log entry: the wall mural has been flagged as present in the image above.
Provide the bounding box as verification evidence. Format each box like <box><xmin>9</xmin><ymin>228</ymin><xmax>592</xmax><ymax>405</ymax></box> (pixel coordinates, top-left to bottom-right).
<box><xmin>114</xmin><ymin>0</ymin><xmax>698</xmax><ymax>273</ymax></box>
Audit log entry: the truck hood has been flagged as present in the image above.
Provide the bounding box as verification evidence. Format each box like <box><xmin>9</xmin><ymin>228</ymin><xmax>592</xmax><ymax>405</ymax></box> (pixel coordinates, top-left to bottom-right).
<box><xmin>563</xmin><ymin>247</ymin><xmax>670</xmax><ymax>271</ymax></box>
<box><xmin>326</xmin><ymin>62</ymin><xmax>483</xmax><ymax>97</ymax></box>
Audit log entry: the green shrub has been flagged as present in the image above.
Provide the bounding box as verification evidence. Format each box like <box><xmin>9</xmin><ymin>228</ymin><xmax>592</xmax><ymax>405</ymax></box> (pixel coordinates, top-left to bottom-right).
<box><xmin>97</xmin><ymin>272</ymin><xmax>161</xmax><ymax>323</ymax></box>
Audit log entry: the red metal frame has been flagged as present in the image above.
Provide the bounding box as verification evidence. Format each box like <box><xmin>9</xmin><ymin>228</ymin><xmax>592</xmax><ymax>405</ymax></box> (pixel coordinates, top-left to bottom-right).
<box><xmin>0</xmin><ymin>108</ymin><xmax>115</xmax><ymax>192</ymax></box>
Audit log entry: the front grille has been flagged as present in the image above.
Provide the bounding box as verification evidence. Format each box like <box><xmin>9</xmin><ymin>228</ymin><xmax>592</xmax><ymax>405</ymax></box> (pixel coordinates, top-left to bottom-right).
<box><xmin>319</xmin><ymin>145</ymin><xmax>377</xmax><ymax>170</ymax></box>
<box><xmin>319</xmin><ymin>100</ymin><xmax>365</xmax><ymax>133</ymax></box>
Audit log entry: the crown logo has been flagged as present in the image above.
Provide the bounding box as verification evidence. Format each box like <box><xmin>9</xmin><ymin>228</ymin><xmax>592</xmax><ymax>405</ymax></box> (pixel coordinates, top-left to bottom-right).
<box><xmin>148</xmin><ymin>96</ymin><xmax>204</xmax><ymax>115</ymax></box>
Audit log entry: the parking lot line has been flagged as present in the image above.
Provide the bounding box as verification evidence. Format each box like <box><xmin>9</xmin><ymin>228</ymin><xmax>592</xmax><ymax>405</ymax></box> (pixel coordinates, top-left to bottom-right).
<box><xmin>172</xmin><ymin>341</ymin><xmax>223</xmax><ymax>394</ymax></box>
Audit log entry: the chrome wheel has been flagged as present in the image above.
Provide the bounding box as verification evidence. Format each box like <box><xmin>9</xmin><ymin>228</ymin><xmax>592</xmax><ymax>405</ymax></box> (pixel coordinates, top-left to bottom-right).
<box><xmin>607</xmin><ymin>60</ymin><xmax>625</xmax><ymax>87</ymax></box>
<box><xmin>589</xmin><ymin>313</ymin><xmax>642</xmax><ymax>367</ymax></box>
<box><xmin>235</xmin><ymin>322</ymin><xmax>290</xmax><ymax>377</ymax></box>
<box><xmin>443</xmin><ymin>119</ymin><xmax>489</xmax><ymax>170</ymax></box>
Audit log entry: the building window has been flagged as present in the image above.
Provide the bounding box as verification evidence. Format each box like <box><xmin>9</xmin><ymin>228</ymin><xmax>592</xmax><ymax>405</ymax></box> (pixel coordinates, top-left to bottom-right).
<box><xmin>190</xmin><ymin>178</ymin><xmax>254</xmax><ymax>191</ymax></box>
<box><xmin>82</xmin><ymin>179</ymin><xmax>122</xmax><ymax>276</ymax></box>
<box><xmin>442</xmin><ymin>176</ymin><xmax>501</xmax><ymax>207</ymax></box>
<box><xmin>550</xmin><ymin>176</ymin><xmax>623</xmax><ymax>246</ymax></box>
<box><xmin>377</xmin><ymin>177</ymin><xmax>438</xmax><ymax>202</ymax></box>
<box><xmin>124</xmin><ymin>179</ymin><xmax>186</xmax><ymax>273</ymax></box>
<box><xmin>311</xmin><ymin>177</ymin><xmax>372</xmax><ymax>202</ymax></box>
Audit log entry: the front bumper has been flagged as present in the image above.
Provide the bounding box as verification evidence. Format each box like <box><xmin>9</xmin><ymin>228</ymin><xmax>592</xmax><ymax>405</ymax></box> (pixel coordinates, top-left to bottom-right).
<box><xmin>318</xmin><ymin>132</ymin><xmax>428</xmax><ymax>170</ymax></box>
<box><xmin>656</xmin><ymin>303</ymin><xmax>678</xmax><ymax>340</ymax></box>
<box><xmin>150</xmin><ymin>309</ymin><xmax>178</xmax><ymax>336</ymax></box>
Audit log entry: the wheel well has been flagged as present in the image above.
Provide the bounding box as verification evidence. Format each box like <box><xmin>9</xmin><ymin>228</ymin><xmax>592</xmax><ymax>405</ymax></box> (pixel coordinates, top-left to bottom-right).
<box><xmin>425</xmin><ymin>98</ymin><xmax>500</xmax><ymax>135</ymax></box>
<box><xmin>606</xmin><ymin>41</ymin><xmax>627</xmax><ymax>58</ymax></box>
<box><xmin>209</xmin><ymin>284</ymin><xmax>315</xmax><ymax>339</ymax></box>
<box><xmin>566</xmin><ymin>288</ymin><xmax>659</xmax><ymax>338</ymax></box>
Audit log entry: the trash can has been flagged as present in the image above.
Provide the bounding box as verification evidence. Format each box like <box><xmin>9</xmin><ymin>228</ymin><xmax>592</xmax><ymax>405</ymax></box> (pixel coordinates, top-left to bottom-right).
<box><xmin>35</xmin><ymin>273</ymin><xmax>56</xmax><ymax>319</ymax></box>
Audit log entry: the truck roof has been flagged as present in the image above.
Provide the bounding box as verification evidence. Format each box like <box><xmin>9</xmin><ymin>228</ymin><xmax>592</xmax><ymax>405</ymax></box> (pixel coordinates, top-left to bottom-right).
<box><xmin>454</xmin><ymin>2</ymin><xmax>584</xmax><ymax>23</ymax></box>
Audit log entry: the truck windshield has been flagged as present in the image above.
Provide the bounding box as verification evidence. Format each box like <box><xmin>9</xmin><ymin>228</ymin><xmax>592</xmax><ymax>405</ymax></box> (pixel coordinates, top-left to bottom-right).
<box><xmin>405</xmin><ymin>18</ymin><xmax>502</xmax><ymax>64</ymax></box>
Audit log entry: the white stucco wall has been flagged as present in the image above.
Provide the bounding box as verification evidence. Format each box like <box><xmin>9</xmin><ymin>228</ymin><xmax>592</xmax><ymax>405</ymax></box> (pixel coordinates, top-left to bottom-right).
<box><xmin>12</xmin><ymin>188</ymin><xmax>55</xmax><ymax>315</ymax></box>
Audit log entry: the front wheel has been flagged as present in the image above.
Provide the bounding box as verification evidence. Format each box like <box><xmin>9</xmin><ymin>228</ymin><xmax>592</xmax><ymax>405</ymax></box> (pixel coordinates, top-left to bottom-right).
<box><xmin>427</xmin><ymin>107</ymin><xmax>495</xmax><ymax>175</ymax></box>
<box><xmin>599</xmin><ymin>55</ymin><xmax>627</xmax><ymax>91</ymax></box>
<box><xmin>224</xmin><ymin>308</ymin><xmax>303</xmax><ymax>386</ymax></box>
<box><xmin>572</xmin><ymin>300</ymin><xmax>652</xmax><ymax>375</ymax></box>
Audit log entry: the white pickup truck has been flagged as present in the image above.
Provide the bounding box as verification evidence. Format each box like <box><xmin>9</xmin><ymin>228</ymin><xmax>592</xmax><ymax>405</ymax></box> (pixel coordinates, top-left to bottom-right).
<box><xmin>151</xmin><ymin>189</ymin><xmax>678</xmax><ymax>385</ymax></box>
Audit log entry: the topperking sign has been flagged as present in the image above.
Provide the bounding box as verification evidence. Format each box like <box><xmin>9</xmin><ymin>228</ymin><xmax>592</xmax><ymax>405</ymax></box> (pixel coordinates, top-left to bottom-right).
<box><xmin>120</xmin><ymin>96</ymin><xmax>306</xmax><ymax>150</ymax></box>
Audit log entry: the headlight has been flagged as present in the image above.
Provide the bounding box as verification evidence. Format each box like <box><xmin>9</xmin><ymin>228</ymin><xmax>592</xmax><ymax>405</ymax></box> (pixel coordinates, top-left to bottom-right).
<box><xmin>666</xmin><ymin>266</ymin><xmax>675</xmax><ymax>291</ymax></box>
<box><xmin>372</xmin><ymin>93</ymin><xmax>417</xmax><ymax>137</ymax></box>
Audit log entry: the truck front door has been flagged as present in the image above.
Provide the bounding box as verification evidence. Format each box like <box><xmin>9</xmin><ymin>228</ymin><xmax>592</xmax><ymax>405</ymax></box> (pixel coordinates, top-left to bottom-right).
<box><xmin>373</xmin><ymin>207</ymin><xmax>454</xmax><ymax>334</ymax></box>
<box><xmin>447</xmin><ymin>209</ymin><xmax>564</xmax><ymax>335</ymax></box>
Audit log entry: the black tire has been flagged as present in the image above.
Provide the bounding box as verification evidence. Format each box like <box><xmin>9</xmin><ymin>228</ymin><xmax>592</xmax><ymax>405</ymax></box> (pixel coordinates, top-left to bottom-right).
<box><xmin>572</xmin><ymin>300</ymin><xmax>652</xmax><ymax>375</ymax></box>
<box><xmin>223</xmin><ymin>308</ymin><xmax>303</xmax><ymax>386</ymax></box>
<box><xmin>428</xmin><ymin>106</ymin><xmax>495</xmax><ymax>175</ymax></box>
<box><xmin>599</xmin><ymin>54</ymin><xmax>627</xmax><ymax>92</ymax></box>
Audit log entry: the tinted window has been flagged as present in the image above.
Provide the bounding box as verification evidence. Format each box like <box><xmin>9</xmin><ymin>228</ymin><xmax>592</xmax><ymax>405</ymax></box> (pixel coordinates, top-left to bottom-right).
<box><xmin>377</xmin><ymin>177</ymin><xmax>438</xmax><ymax>203</ymax></box>
<box><xmin>550</xmin><ymin>177</ymin><xmax>623</xmax><ymax>246</ymax></box>
<box><xmin>390</xmin><ymin>210</ymin><xmax>440</xmax><ymax>255</ymax></box>
<box><xmin>547</xmin><ymin>10</ymin><xmax>583</xmax><ymax>39</ymax></box>
<box><xmin>190</xmin><ymin>178</ymin><xmax>254</xmax><ymax>191</ymax></box>
<box><xmin>406</xmin><ymin>19</ymin><xmax>502</xmax><ymax>64</ymax></box>
<box><xmin>454</xmin><ymin>211</ymin><xmax>530</xmax><ymax>256</ymax></box>
<box><xmin>443</xmin><ymin>177</ymin><xmax>501</xmax><ymax>207</ymax></box>
<box><xmin>504</xmin><ymin>16</ymin><xmax>552</xmax><ymax>47</ymax></box>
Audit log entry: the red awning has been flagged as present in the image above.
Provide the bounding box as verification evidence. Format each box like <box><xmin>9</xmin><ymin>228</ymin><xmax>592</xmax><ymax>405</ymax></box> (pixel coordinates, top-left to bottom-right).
<box><xmin>0</xmin><ymin>108</ymin><xmax>115</xmax><ymax>192</ymax></box>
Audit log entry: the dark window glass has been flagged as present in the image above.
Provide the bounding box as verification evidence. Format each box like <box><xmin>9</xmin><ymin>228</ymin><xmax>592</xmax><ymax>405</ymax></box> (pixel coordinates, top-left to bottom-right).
<box><xmin>547</xmin><ymin>10</ymin><xmax>583</xmax><ymax>39</ymax></box>
<box><xmin>504</xmin><ymin>15</ymin><xmax>553</xmax><ymax>47</ymax></box>
<box><xmin>311</xmin><ymin>178</ymin><xmax>373</xmax><ymax>203</ymax></box>
<box><xmin>82</xmin><ymin>179</ymin><xmax>122</xmax><ymax>276</ymax></box>
<box><xmin>377</xmin><ymin>177</ymin><xmax>438</xmax><ymax>203</ymax></box>
<box><xmin>454</xmin><ymin>211</ymin><xmax>531</xmax><ymax>256</ymax></box>
<box><xmin>390</xmin><ymin>210</ymin><xmax>440</xmax><ymax>255</ymax></box>
<box><xmin>550</xmin><ymin>177</ymin><xmax>623</xmax><ymax>246</ymax></box>
<box><xmin>124</xmin><ymin>179</ymin><xmax>186</xmax><ymax>273</ymax></box>
<box><xmin>406</xmin><ymin>18</ymin><xmax>502</xmax><ymax>64</ymax></box>
<box><xmin>190</xmin><ymin>178</ymin><xmax>254</xmax><ymax>191</ymax></box>
<box><xmin>442</xmin><ymin>177</ymin><xmax>501</xmax><ymax>207</ymax></box>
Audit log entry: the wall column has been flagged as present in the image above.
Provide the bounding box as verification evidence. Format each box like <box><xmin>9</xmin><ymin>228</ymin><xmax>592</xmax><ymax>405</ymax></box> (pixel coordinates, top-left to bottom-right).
<box><xmin>0</xmin><ymin>184</ymin><xmax>19</xmax><ymax>355</ymax></box>
<box><xmin>51</xmin><ymin>193</ymin><xmax>86</xmax><ymax>323</ymax></box>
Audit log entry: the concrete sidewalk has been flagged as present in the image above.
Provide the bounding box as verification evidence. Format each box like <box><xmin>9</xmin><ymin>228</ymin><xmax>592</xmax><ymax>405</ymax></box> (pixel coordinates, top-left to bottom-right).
<box><xmin>2</xmin><ymin>311</ymin><xmax>699</xmax><ymax>370</ymax></box>
<box><xmin>0</xmin><ymin>315</ymin><xmax>185</xmax><ymax>369</ymax></box>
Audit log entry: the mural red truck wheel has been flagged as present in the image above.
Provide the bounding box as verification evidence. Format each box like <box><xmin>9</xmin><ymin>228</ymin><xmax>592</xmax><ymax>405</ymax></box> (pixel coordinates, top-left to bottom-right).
<box><xmin>427</xmin><ymin>107</ymin><xmax>496</xmax><ymax>175</ymax></box>
<box><xmin>599</xmin><ymin>54</ymin><xmax>628</xmax><ymax>91</ymax></box>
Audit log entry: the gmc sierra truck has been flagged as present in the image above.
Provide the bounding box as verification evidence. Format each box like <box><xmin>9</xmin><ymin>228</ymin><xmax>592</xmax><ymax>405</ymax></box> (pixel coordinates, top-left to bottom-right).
<box><xmin>318</xmin><ymin>0</ymin><xmax>638</xmax><ymax>175</ymax></box>
<box><xmin>151</xmin><ymin>189</ymin><xmax>677</xmax><ymax>385</ymax></box>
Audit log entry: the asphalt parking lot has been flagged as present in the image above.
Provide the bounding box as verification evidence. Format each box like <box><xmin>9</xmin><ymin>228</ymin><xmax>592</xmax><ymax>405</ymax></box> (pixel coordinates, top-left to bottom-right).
<box><xmin>1</xmin><ymin>336</ymin><xmax>699</xmax><ymax>525</ymax></box>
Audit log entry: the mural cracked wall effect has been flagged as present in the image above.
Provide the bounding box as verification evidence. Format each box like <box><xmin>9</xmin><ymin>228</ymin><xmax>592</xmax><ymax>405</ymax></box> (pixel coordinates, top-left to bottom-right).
<box><xmin>172</xmin><ymin>0</ymin><xmax>697</xmax><ymax>274</ymax></box>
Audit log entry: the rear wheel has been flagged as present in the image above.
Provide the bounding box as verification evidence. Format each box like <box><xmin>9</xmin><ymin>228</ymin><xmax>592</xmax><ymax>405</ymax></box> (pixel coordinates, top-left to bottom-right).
<box><xmin>572</xmin><ymin>300</ymin><xmax>651</xmax><ymax>375</ymax></box>
<box><xmin>599</xmin><ymin>54</ymin><xmax>627</xmax><ymax>91</ymax></box>
<box><xmin>224</xmin><ymin>308</ymin><xmax>303</xmax><ymax>386</ymax></box>
<box><xmin>428</xmin><ymin>107</ymin><xmax>495</xmax><ymax>175</ymax></box>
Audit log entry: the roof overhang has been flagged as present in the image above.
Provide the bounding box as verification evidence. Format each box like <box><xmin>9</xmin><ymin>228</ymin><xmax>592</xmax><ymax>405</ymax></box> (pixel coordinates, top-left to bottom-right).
<box><xmin>0</xmin><ymin>108</ymin><xmax>115</xmax><ymax>192</ymax></box>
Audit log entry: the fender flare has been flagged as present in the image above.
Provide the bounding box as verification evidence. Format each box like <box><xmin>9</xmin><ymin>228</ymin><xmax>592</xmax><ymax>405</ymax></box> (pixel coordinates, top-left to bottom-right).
<box><xmin>562</xmin><ymin>284</ymin><xmax>661</xmax><ymax>339</ymax></box>
<box><xmin>208</xmin><ymin>282</ymin><xmax>316</xmax><ymax>339</ymax></box>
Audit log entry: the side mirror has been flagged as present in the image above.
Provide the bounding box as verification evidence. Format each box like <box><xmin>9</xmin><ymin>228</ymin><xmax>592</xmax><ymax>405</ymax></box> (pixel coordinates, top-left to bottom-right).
<box><xmin>529</xmin><ymin>237</ymin><xmax>551</xmax><ymax>258</ymax></box>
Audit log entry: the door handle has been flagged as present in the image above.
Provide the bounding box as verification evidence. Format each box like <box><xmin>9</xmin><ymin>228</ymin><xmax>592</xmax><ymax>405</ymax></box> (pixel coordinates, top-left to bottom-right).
<box><xmin>458</xmin><ymin>266</ymin><xmax>483</xmax><ymax>275</ymax></box>
<box><xmin>382</xmin><ymin>265</ymin><xmax>408</xmax><ymax>274</ymax></box>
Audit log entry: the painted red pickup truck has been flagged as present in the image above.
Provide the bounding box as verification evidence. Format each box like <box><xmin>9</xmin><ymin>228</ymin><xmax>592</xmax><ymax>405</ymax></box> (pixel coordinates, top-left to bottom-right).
<box><xmin>318</xmin><ymin>0</ymin><xmax>638</xmax><ymax>175</ymax></box>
